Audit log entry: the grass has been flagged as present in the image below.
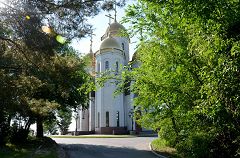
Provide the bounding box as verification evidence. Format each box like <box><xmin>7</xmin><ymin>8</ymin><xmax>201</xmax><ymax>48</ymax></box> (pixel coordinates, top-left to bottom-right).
<box><xmin>0</xmin><ymin>137</ymin><xmax>58</xmax><ymax>158</ymax></box>
<box><xmin>151</xmin><ymin>138</ymin><xmax>182</xmax><ymax>158</ymax></box>
<box><xmin>50</xmin><ymin>134</ymin><xmax>136</xmax><ymax>138</ymax></box>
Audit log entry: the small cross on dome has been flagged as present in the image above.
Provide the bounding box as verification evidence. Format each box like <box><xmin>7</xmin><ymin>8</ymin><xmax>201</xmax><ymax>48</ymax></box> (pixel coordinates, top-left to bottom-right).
<box><xmin>114</xmin><ymin>0</ymin><xmax>117</xmax><ymax>22</ymax></box>
<box><xmin>105</xmin><ymin>14</ymin><xmax>114</xmax><ymax>26</ymax></box>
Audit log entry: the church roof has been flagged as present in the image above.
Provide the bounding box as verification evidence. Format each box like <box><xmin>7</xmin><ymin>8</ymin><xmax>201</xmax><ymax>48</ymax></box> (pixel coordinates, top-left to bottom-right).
<box><xmin>108</xmin><ymin>22</ymin><xmax>125</xmax><ymax>32</ymax></box>
<box><xmin>100</xmin><ymin>36</ymin><xmax>121</xmax><ymax>50</ymax></box>
<box><xmin>106</xmin><ymin>22</ymin><xmax>126</xmax><ymax>37</ymax></box>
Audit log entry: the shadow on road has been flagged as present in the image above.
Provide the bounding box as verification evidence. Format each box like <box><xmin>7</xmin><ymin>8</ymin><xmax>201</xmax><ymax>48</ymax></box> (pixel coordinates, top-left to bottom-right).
<box><xmin>61</xmin><ymin>144</ymin><xmax>158</xmax><ymax>158</ymax></box>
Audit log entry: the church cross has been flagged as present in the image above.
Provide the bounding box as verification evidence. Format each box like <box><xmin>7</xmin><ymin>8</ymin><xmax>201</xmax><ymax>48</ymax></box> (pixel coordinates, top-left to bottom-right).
<box><xmin>105</xmin><ymin>13</ymin><xmax>114</xmax><ymax>25</ymax></box>
<box><xmin>90</xmin><ymin>31</ymin><xmax>95</xmax><ymax>53</ymax></box>
<box><xmin>114</xmin><ymin>0</ymin><xmax>117</xmax><ymax>22</ymax></box>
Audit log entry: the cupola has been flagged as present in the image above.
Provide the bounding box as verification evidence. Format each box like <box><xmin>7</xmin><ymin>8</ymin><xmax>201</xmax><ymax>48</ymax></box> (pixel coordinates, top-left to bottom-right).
<box><xmin>100</xmin><ymin>36</ymin><xmax>121</xmax><ymax>50</ymax></box>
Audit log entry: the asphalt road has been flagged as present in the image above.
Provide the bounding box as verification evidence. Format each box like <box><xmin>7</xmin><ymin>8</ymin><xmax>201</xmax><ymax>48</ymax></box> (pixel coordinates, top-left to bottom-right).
<box><xmin>53</xmin><ymin>137</ymin><xmax>158</xmax><ymax>158</ymax></box>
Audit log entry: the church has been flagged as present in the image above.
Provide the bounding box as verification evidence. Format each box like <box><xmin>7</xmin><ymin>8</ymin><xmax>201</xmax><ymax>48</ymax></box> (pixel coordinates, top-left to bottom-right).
<box><xmin>76</xmin><ymin>15</ymin><xmax>145</xmax><ymax>135</ymax></box>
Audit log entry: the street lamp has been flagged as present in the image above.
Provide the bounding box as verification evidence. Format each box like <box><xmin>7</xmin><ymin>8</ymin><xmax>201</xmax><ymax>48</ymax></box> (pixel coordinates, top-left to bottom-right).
<box><xmin>128</xmin><ymin>109</ymin><xmax>134</xmax><ymax>131</ymax></box>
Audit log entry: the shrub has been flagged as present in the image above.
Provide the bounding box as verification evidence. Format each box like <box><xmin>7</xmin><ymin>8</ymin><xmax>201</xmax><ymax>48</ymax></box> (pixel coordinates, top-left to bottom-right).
<box><xmin>10</xmin><ymin>128</ymin><xmax>29</xmax><ymax>144</ymax></box>
<box><xmin>158</xmin><ymin>118</ymin><xmax>178</xmax><ymax>147</ymax></box>
<box><xmin>176</xmin><ymin>131</ymin><xmax>213</xmax><ymax>158</ymax></box>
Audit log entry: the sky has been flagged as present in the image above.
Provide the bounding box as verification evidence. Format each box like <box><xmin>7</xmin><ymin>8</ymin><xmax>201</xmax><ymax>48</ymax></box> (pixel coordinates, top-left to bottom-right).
<box><xmin>71</xmin><ymin>0</ymin><xmax>138</xmax><ymax>60</ymax></box>
<box><xmin>0</xmin><ymin>0</ymin><xmax>5</xmax><ymax>7</ymax></box>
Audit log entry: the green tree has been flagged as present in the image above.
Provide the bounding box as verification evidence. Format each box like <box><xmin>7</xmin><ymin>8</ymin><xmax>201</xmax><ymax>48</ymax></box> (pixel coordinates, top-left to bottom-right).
<box><xmin>43</xmin><ymin>107</ymin><xmax>72</xmax><ymax>135</ymax></box>
<box><xmin>57</xmin><ymin>107</ymin><xmax>72</xmax><ymax>135</ymax></box>
<box><xmin>123</xmin><ymin>0</ymin><xmax>240</xmax><ymax>157</ymax></box>
<box><xmin>43</xmin><ymin>117</ymin><xmax>58</xmax><ymax>135</ymax></box>
<box><xmin>0</xmin><ymin>0</ymin><xmax>125</xmax><ymax>142</ymax></box>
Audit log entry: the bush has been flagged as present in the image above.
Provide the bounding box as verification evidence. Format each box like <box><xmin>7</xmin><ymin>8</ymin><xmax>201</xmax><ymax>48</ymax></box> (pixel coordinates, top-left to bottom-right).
<box><xmin>152</xmin><ymin>138</ymin><xmax>168</xmax><ymax>149</ymax></box>
<box><xmin>158</xmin><ymin>118</ymin><xmax>178</xmax><ymax>147</ymax></box>
<box><xmin>151</xmin><ymin>138</ymin><xmax>180</xmax><ymax>158</ymax></box>
<box><xmin>10</xmin><ymin>128</ymin><xmax>29</xmax><ymax>144</ymax></box>
<box><xmin>176</xmin><ymin>131</ymin><xmax>213</xmax><ymax>158</ymax></box>
<box><xmin>0</xmin><ymin>123</ymin><xmax>11</xmax><ymax>146</ymax></box>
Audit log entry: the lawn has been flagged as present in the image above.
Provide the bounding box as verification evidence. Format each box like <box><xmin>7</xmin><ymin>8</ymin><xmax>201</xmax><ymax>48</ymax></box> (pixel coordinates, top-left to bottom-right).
<box><xmin>0</xmin><ymin>137</ymin><xmax>58</xmax><ymax>158</ymax></box>
<box><xmin>151</xmin><ymin>138</ymin><xmax>182</xmax><ymax>158</ymax></box>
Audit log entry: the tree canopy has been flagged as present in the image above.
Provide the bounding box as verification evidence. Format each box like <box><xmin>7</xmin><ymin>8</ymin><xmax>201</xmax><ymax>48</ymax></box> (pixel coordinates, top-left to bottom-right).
<box><xmin>0</xmin><ymin>0</ymin><xmax>126</xmax><ymax>144</ymax></box>
<box><xmin>122</xmin><ymin>0</ymin><xmax>240</xmax><ymax>157</ymax></box>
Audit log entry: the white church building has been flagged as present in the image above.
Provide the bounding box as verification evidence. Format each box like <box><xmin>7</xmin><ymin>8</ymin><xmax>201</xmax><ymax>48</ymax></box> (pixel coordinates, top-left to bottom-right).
<box><xmin>76</xmin><ymin>18</ymin><xmax>145</xmax><ymax>135</ymax></box>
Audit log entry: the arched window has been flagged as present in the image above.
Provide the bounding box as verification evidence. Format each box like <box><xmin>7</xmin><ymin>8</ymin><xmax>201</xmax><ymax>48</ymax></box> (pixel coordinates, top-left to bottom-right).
<box><xmin>82</xmin><ymin>110</ymin><xmax>85</xmax><ymax>119</ymax></box>
<box><xmin>105</xmin><ymin>61</ymin><xmax>109</xmax><ymax>70</ymax></box>
<box><xmin>116</xmin><ymin>111</ymin><xmax>119</xmax><ymax>127</ymax></box>
<box><xmin>106</xmin><ymin>111</ymin><xmax>109</xmax><ymax>127</ymax></box>
<box><xmin>116</xmin><ymin>61</ymin><xmax>119</xmax><ymax>73</ymax></box>
<box><xmin>97</xmin><ymin>63</ymin><xmax>100</xmax><ymax>73</ymax></box>
<box><xmin>122</xmin><ymin>43</ymin><xmax>124</xmax><ymax>50</ymax></box>
<box><xmin>98</xmin><ymin>112</ymin><xmax>100</xmax><ymax>128</ymax></box>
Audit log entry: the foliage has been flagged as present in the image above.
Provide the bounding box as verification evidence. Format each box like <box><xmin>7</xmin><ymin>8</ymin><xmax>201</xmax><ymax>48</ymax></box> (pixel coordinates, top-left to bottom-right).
<box><xmin>0</xmin><ymin>0</ymin><xmax>108</xmax><ymax>142</ymax></box>
<box><xmin>175</xmin><ymin>131</ymin><xmax>213</xmax><ymax>158</ymax></box>
<box><xmin>151</xmin><ymin>138</ymin><xmax>180</xmax><ymax>158</ymax></box>
<box><xmin>43</xmin><ymin>107</ymin><xmax>74</xmax><ymax>136</ymax></box>
<box><xmin>1</xmin><ymin>0</ymin><xmax>100</xmax><ymax>40</ymax></box>
<box><xmin>57</xmin><ymin>107</ymin><xmax>72</xmax><ymax>135</ymax></box>
<box><xmin>0</xmin><ymin>137</ymin><xmax>58</xmax><ymax>158</ymax></box>
<box><xmin>0</xmin><ymin>0</ymin><xmax>128</xmax><ymax>146</ymax></box>
<box><xmin>122</xmin><ymin>0</ymin><xmax>240</xmax><ymax>157</ymax></box>
<box><xmin>43</xmin><ymin>117</ymin><xmax>58</xmax><ymax>135</ymax></box>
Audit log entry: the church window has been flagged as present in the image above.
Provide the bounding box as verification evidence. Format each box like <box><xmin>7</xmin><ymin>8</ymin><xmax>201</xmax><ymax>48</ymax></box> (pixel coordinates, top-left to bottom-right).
<box><xmin>106</xmin><ymin>111</ymin><xmax>109</xmax><ymax>127</ymax></box>
<box><xmin>98</xmin><ymin>112</ymin><xmax>100</xmax><ymax>128</ymax></box>
<box><xmin>122</xmin><ymin>43</ymin><xmax>124</xmax><ymax>50</ymax></box>
<box><xmin>82</xmin><ymin>110</ymin><xmax>85</xmax><ymax>119</ymax></box>
<box><xmin>105</xmin><ymin>61</ymin><xmax>109</xmax><ymax>70</ymax></box>
<box><xmin>97</xmin><ymin>63</ymin><xmax>100</xmax><ymax>72</ymax></box>
<box><xmin>116</xmin><ymin>111</ymin><xmax>119</xmax><ymax>127</ymax></box>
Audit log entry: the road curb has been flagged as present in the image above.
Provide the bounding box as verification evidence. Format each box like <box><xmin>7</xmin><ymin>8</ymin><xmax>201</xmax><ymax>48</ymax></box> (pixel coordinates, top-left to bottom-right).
<box><xmin>149</xmin><ymin>142</ymin><xmax>168</xmax><ymax>158</ymax></box>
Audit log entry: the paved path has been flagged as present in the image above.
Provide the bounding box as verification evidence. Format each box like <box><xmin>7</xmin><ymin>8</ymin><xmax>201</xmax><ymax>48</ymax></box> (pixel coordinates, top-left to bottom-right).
<box><xmin>53</xmin><ymin>137</ymin><xmax>158</xmax><ymax>158</ymax></box>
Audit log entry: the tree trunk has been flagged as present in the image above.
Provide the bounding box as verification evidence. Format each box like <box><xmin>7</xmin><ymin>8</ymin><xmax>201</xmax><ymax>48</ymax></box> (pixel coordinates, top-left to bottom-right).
<box><xmin>171</xmin><ymin>116</ymin><xmax>179</xmax><ymax>144</ymax></box>
<box><xmin>36</xmin><ymin>117</ymin><xmax>43</xmax><ymax>138</ymax></box>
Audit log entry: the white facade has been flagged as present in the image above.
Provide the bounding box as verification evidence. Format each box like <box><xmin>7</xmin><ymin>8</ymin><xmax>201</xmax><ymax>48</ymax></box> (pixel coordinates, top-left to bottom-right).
<box><xmin>76</xmin><ymin>21</ymin><xmax>142</xmax><ymax>134</ymax></box>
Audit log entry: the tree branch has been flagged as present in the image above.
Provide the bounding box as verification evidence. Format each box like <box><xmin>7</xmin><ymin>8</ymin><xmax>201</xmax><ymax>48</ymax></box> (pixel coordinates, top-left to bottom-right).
<box><xmin>0</xmin><ymin>36</ymin><xmax>40</xmax><ymax>69</ymax></box>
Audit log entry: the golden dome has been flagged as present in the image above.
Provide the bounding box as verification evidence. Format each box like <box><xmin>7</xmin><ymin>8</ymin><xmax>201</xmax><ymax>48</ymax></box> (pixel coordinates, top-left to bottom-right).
<box><xmin>106</xmin><ymin>22</ymin><xmax>126</xmax><ymax>37</ymax></box>
<box><xmin>100</xmin><ymin>37</ymin><xmax>121</xmax><ymax>50</ymax></box>
<box><xmin>108</xmin><ymin>22</ymin><xmax>125</xmax><ymax>31</ymax></box>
